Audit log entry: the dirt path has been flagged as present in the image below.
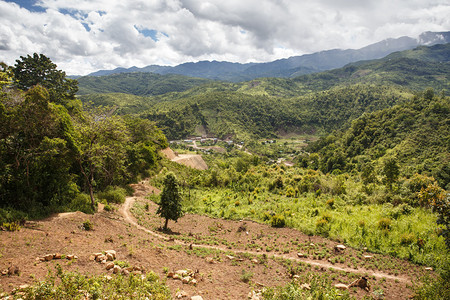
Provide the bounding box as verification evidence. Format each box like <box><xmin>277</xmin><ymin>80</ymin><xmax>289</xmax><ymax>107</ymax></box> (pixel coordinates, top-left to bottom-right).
<box><xmin>120</xmin><ymin>195</ymin><xmax>411</xmax><ymax>283</ymax></box>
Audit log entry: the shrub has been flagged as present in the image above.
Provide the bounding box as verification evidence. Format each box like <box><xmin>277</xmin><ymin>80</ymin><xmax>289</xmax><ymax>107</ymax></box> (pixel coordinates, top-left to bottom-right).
<box><xmin>2</xmin><ymin>222</ymin><xmax>21</xmax><ymax>231</ymax></box>
<box><xmin>400</xmin><ymin>233</ymin><xmax>416</xmax><ymax>245</ymax></box>
<box><xmin>69</xmin><ymin>193</ymin><xmax>94</xmax><ymax>214</ymax></box>
<box><xmin>240</xmin><ymin>269</ymin><xmax>253</xmax><ymax>283</ymax></box>
<box><xmin>82</xmin><ymin>219</ymin><xmax>93</xmax><ymax>231</ymax></box>
<box><xmin>377</xmin><ymin>218</ymin><xmax>392</xmax><ymax>231</ymax></box>
<box><xmin>271</xmin><ymin>214</ymin><xmax>286</xmax><ymax>228</ymax></box>
<box><xmin>98</xmin><ymin>186</ymin><xmax>127</xmax><ymax>204</ymax></box>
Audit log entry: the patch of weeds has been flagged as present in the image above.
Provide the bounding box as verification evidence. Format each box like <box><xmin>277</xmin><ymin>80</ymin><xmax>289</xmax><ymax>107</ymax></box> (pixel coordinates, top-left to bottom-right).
<box><xmin>240</xmin><ymin>269</ymin><xmax>253</xmax><ymax>283</ymax></box>
<box><xmin>81</xmin><ymin>219</ymin><xmax>93</xmax><ymax>231</ymax></box>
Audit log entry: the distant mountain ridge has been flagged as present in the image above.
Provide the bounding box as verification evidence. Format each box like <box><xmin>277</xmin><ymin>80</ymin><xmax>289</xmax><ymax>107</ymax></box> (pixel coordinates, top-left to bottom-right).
<box><xmin>86</xmin><ymin>31</ymin><xmax>450</xmax><ymax>81</ymax></box>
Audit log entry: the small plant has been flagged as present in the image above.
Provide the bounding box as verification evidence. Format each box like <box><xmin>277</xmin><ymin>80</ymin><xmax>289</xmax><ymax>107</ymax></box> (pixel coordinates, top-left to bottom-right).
<box><xmin>2</xmin><ymin>222</ymin><xmax>21</xmax><ymax>231</ymax></box>
<box><xmin>82</xmin><ymin>219</ymin><xmax>93</xmax><ymax>231</ymax></box>
<box><xmin>240</xmin><ymin>269</ymin><xmax>253</xmax><ymax>283</ymax></box>
<box><xmin>377</xmin><ymin>218</ymin><xmax>391</xmax><ymax>231</ymax></box>
<box><xmin>271</xmin><ymin>214</ymin><xmax>286</xmax><ymax>228</ymax></box>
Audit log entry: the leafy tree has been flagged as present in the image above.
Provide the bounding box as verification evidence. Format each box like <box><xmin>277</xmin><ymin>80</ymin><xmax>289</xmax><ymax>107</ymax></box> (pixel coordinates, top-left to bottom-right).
<box><xmin>157</xmin><ymin>172</ymin><xmax>183</xmax><ymax>230</ymax></box>
<box><xmin>12</xmin><ymin>53</ymin><xmax>78</xmax><ymax>104</ymax></box>
<box><xmin>382</xmin><ymin>158</ymin><xmax>400</xmax><ymax>191</ymax></box>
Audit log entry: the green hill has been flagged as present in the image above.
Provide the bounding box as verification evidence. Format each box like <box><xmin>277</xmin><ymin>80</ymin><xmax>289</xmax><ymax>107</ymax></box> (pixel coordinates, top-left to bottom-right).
<box><xmin>303</xmin><ymin>89</ymin><xmax>450</xmax><ymax>189</ymax></box>
<box><xmin>77</xmin><ymin>72</ymin><xmax>212</xmax><ymax>96</ymax></box>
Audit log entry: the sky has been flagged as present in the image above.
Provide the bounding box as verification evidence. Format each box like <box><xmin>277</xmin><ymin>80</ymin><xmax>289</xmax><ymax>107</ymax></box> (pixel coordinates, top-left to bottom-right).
<box><xmin>1</xmin><ymin>0</ymin><xmax>449</xmax><ymax>75</ymax></box>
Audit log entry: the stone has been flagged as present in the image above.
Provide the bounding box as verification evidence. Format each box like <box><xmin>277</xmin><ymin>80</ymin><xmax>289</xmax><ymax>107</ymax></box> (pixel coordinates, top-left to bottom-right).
<box><xmin>113</xmin><ymin>265</ymin><xmax>121</xmax><ymax>274</ymax></box>
<box><xmin>1</xmin><ymin>269</ymin><xmax>8</xmax><ymax>275</ymax></box>
<box><xmin>8</xmin><ymin>266</ymin><xmax>19</xmax><ymax>275</ymax></box>
<box><xmin>297</xmin><ymin>253</ymin><xmax>306</xmax><ymax>258</ymax></box>
<box><xmin>167</xmin><ymin>271</ymin><xmax>175</xmax><ymax>278</ymax></box>
<box><xmin>122</xmin><ymin>269</ymin><xmax>130</xmax><ymax>276</ymax></box>
<box><xmin>104</xmin><ymin>275</ymin><xmax>113</xmax><ymax>281</ymax></box>
<box><xmin>300</xmin><ymin>283</ymin><xmax>311</xmax><ymax>290</ymax></box>
<box><xmin>205</xmin><ymin>257</ymin><xmax>214</xmax><ymax>264</ymax></box>
<box><xmin>251</xmin><ymin>258</ymin><xmax>259</xmax><ymax>264</ymax></box>
<box><xmin>425</xmin><ymin>267</ymin><xmax>433</xmax><ymax>271</ymax></box>
<box><xmin>335</xmin><ymin>283</ymin><xmax>348</xmax><ymax>290</ymax></box>
<box><xmin>44</xmin><ymin>254</ymin><xmax>53</xmax><ymax>261</ymax></box>
<box><xmin>105</xmin><ymin>262</ymin><xmax>115</xmax><ymax>270</ymax></box>
<box><xmin>106</xmin><ymin>253</ymin><xmax>114</xmax><ymax>261</ymax></box>
<box><xmin>335</xmin><ymin>244</ymin><xmax>346</xmax><ymax>251</ymax></box>
<box><xmin>226</xmin><ymin>255</ymin><xmax>235</xmax><ymax>260</ymax></box>
<box><xmin>176</xmin><ymin>270</ymin><xmax>188</xmax><ymax>277</ymax></box>
<box><xmin>105</xmin><ymin>250</ymin><xmax>116</xmax><ymax>259</ymax></box>
<box><xmin>53</xmin><ymin>253</ymin><xmax>62</xmax><ymax>259</ymax></box>
<box><xmin>190</xmin><ymin>279</ymin><xmax>198</xmax><ymax>285</ymax></box>
<box><xmin>363</xmin><ymin>255</ymin><xmax>373</xmax><ymax>259</ymax></box>
<box><xmin>95</xmin><ymin>254</ymin><xmax>106</xmax><ymax>262</ymax></box>
<box><xmin>93</xmin><ymin>252</ymin><xmax>103</xmax><ymax>258</ymax></box>
<box><xmin>66</xmin><ymin>254</ymin><xmax>76</xmax><ymax>260</ymax></box>
<box><xmin>191</xmin><ymin>296</ymin><xmax>203</xmax><ymax>300</ymax></box>
<box><xmin>182</xmin><ymin>276</ymin><xmax>191</xmax><ymax>284</ymax></box>
<box><xmin>348</xmin><ymin>277</ymin><xmax>369</xmax><ymax>291</ymax></box>
<box><xmin>176</xmin><ymin>290</ymin><xmax>188</xmax><ymax>298</ymax></box>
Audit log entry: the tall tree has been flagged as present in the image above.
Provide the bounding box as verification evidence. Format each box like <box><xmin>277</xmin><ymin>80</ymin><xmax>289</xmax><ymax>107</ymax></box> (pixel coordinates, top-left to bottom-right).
<box><xmin>157</xmin><ymin>172</ymin><xmax>183</xmax><ymax>230</ymax></box>
<box><xmin>12</xmin><ymin>53</ymin><xmax>78</xmax><ymax>105</ymax></box>
<box><xmin>382</xmin><ymin>157</ymin><xmax>400</xmax><ymax>191</ymax></box>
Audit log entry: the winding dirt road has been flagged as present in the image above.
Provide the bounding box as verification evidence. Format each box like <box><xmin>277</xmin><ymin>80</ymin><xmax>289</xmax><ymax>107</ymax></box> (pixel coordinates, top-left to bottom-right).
<box><xmin>120</xmin><ymin>193</ymin><xmax>411</xmax><ymax>283</ymax></box>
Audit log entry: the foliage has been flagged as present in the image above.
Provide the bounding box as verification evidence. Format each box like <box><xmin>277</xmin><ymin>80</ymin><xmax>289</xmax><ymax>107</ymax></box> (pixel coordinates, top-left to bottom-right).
<box><xmin>9</xmin><ymin>265</ymin><xmax>170</xmax><ymax>299</ymax></box>
<box><xmin>157</xmin><ymin>172</ymin><xmax>184</xmax><ymax>230</ymax></box>
<box><xmin>97</xmin><ymin>186</ymin><xmax>127</xmax><ymax>204</ymax></box>
<box><xmin>0</xmin><ymin>55</ymin><xmax>167</xmax><ymax>219</ymax></box>
<box><xmin>12</xmin><ymin>53</ymin><xmax>78</xmax><ymax>105</ymax></box>
<box><xmin>77</xmin><ymin>72</ymin><xmax>211</xmax><ymax>96</ymax></box>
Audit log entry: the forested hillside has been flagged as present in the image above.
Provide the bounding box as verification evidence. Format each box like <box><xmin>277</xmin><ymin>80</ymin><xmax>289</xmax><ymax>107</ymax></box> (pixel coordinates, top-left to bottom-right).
<box><xmin>0</xmin><ymin>54</ymin><xmax>167</xmax><ymax>220</ymax></box>
<box><xmin>300</xmin><ymin>89</ymin><xmax>449</xmax><ymax>189</ymax></box>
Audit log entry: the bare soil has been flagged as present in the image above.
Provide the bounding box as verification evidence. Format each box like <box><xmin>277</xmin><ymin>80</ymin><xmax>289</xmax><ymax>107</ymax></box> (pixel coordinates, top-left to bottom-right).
<box><xmin>0</xmin><ymin>181</ymin><xmax>430</xmax><ymax>299</ymax></box>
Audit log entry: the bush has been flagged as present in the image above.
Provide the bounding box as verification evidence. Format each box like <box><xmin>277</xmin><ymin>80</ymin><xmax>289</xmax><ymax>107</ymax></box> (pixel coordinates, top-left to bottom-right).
<box><xmin>271</xmin><ymin>214</ymin><xmax>286</xmax><ymax>228</ymax></box>
<box><xmin>98</xmin><ymin>186</ymin><xmax>127</xmax><ymax>204</ymax></box>
<box><xmin>82</xmin><ymin>219</ymin><xmax>93</xmax><ymax>231</ymax></box>
<box><xmin>69</xmin><ymin>193</ymin><xmax>95</xmax><ymax>214</ymax></box>
<box><xmin>378</xmin><ymin>218</ymin><xmax>392</xmax><ymax>231</ymax></box>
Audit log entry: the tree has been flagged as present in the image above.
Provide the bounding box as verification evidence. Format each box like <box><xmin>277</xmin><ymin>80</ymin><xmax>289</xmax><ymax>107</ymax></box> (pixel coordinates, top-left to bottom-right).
<box><xmin>382</xmin><ymin>158</ymin><xmax>400</xmax><ymax>191</ymax></box>
<box><xmin>157</xmin><ymin>172</ymin><xmax>183</xmax><ymax>230</ymax></box>
<box><xmin>12</xmin><ymin>53</ymin><xmax>78</xmax><ymax>104</ymax></box>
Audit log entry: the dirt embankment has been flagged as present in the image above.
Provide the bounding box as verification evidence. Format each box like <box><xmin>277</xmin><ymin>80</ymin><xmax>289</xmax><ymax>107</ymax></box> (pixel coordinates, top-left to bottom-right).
<box><xmin>161</xmin><ymin>147</ymin><xmax>208</xmax><ymax>170</ymax></box>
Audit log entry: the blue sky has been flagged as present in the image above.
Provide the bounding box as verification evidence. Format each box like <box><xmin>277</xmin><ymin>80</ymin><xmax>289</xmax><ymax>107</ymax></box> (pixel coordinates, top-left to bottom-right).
<box><xmin>1</xmin><ymin>0</ymin><xmax>449</xmax><ymax>75</ymax></box>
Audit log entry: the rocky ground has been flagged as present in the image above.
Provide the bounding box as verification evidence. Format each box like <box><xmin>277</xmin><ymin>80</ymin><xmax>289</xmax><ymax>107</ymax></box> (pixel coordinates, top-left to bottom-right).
<box><xmin>0</xmin><ymin>181</ymin><xmax>432</xmax><ymax>299</ymax></box>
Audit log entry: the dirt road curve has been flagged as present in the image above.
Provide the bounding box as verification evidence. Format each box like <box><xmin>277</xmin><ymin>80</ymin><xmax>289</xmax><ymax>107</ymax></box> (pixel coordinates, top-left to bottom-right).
<box><xmin>120</xmin><ymin>195</ymin><xmax>411</xmax><ymax>283</ymax></box>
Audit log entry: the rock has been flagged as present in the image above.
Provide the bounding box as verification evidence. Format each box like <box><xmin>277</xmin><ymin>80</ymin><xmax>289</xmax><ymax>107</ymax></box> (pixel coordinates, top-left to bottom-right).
<box><xmin>18</xmin><ymin>284</ymin><xmax>30</xmax><ymax>290</ymax></box>
<box><xmin>248</xmin><ymin>290</ymin><xmax>262</xmax><ymax>300</ymax></box>
<box><xmin>66</xmin><ymin>254</ymin><xmax>76</xmax><ymax>260</ymax></box>
<box><xmin>1</xmin><ymin>269</ymin><xmax>8</xmax><ymax>275</ymax></box>
<box><xmin>53</xmin><ymin>253</ymin><xmax>62</xmax><ymax>259</ymax></box>
<box><xmin>113</xmin><ymin>265</ymin><xmax>121</xmax><ymax>274</ymax></box>
<box><xmin>251</xmin><ymin>258</ymin><xmax>259</xmax><ymax>264</ymax></box>
<box><xmin>176</xmin><ymin>270</ymin><xmax>188</xmax><ymax>277</ymax></box>
<box><xmin>205</xmin><ymin>257</ymin><xmax>214</xmax><ymax>264</ymax></box>
<box><xmin>182</xmin><ymin>276</ymin><xmax>191</xmax><ymax>284</ymax></box>
<box><xmin>122</xmin><ymin>269</ymin><xmax>130</xmax><ymax>276</ymax></box>
<box><xmin>348</xmin><ymin>277</ymin><xmax>369</xmax><ymax>291</ymax></box>
<box><xmin>176</xmin><ymin>290</ymin><xmax>188</xmax><ymax>298</ymax></box>
<box><xmin>44</xmin><ymin>254</ymin><xmax>53</xmax><ymax>261</ymax></box>
<box><xmin>105</xmin><ymin>262</ymin><xmax>115</xmax><ymax>270</ymax></box>
<box><xmin>167</xmin><ymin>271</ymin><xmax>175</xmax><ymax>278</ymax></box>
<box><xmin>300</xmin><ymin>283</ymin><xmax>311</xmax><ymax>290</ymax></box>
<box><xmin>363</xmin><ymin>255</ymin><xmax>373</xmax><ymax>259</ymax></box>
<box><xmin>105</xmin><ymin>250</ymin><xmax>116</xmax><ymax>259</ymax></box>
<box><xmin>106</xmin><ymin>253</ymin><xmax>114</xmax><ymax>261</ymax></box>
<box><xmin>191</xmin><ymin>296</ymin><xmax>203</xmax><ymax>300</ymax></box>
<box><xmin>190</xmin><ymin>278</ymin><xmax>198</xmax><ymax>285</ymax></box>
<box><xmin>226</xmin><ymin>255</ymin><xmax>235</xmax><ymax>260</ymax></box>
<box><xmin>133</xmin><ymin>266</ymin><xmax>141</xmax><ymax>272</ymax></box>
<box><xmin>335</xmin><ymin>283</ymin><xmax>348</xmax><ymax>290</ymax></box>
<box><xmin>425</xmin><ymin>267</ymin><xmax>433</xmax><ymax>271</ymax></box>
<box><xmin>297</xmin><ymin>253</ymin><xmax>306</xmax><ymax>258</ymax></box>
<box><xmin>8</xmin><ymin>265</ymin><xmax>19</xmax><ymax>275</ymax></box>
<box><xmin>95</xmin><ymin>254</ymin><xmax>106</xmax><ymax>262</ymax></box>
<box><xmin>93</xmin><ymin>252</ymin><xmax>103</xmax><ymax>259</ymax></box>
<box><xmin>335</xmin><ymin>244</ymin><xmax>346</xmax><ymax>251</ymax></box>
<box><xmin>125</xmin><ymin>267</ymin><xmax>133</xmax><ymax>272</ymax></box>
<box><xmin>104</xmin><ymin>275</ymin><xmax>113</xmax><ymax>281</ymax></box>
<box><xmin>292</xmin><ymin>275</ymin><xmax>300</xmax><ymax>279</ymax></box>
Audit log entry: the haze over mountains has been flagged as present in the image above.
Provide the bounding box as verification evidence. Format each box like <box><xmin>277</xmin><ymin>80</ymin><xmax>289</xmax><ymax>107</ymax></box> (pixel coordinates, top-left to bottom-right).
<box><xmin>86</xmin><ymin>31</ymin><xmax>450</xmax><ymax>82</ymax></box>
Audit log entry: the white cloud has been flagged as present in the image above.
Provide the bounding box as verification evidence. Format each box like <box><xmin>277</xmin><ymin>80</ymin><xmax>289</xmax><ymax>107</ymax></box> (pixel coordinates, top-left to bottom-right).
<box><xmin>0</xmin><ymin>0</ymin><xmax>448</xmax><ymax>75</ymax></box>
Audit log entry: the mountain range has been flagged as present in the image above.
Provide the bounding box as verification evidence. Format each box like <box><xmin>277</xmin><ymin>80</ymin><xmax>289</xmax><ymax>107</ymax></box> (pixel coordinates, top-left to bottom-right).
<box><xmin>85</xmin><ymin>31</ymin><xmax>450</xmax><ymax>81</ymax></box>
